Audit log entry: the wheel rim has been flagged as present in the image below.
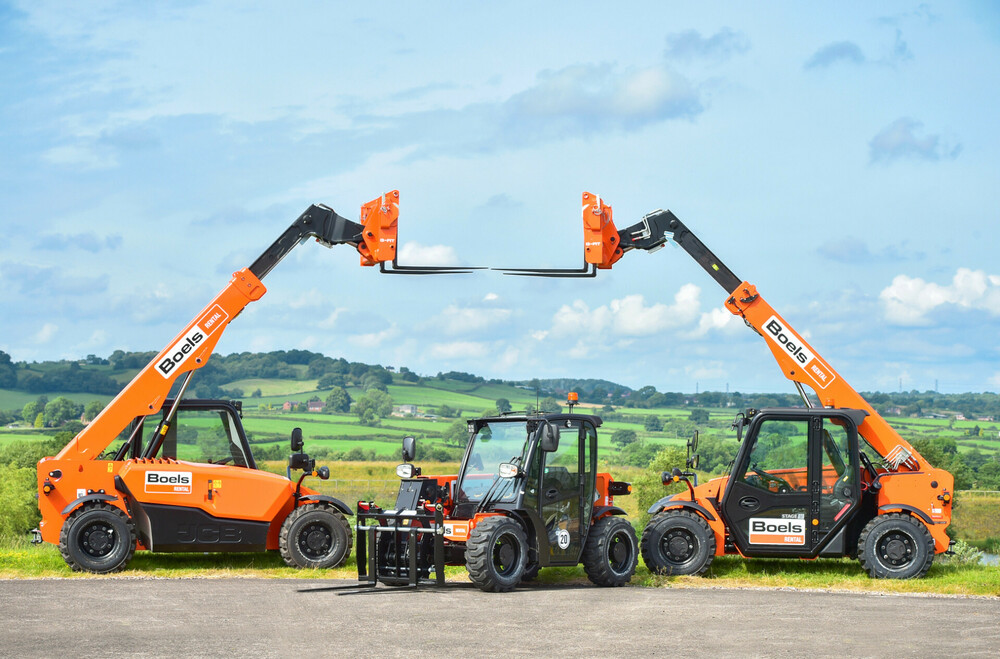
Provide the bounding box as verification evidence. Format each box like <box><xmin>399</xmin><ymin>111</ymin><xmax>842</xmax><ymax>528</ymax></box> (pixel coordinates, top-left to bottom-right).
<box><xmin>79</xmin><ymin>521</ymin><xmax>116</xmax><ymax>558</ymax></box>
<box><xmin>608</xmin><ymin>530</ymin><xmax>634</xmax><ymax>573</ymax></box>
<box><xmin>492</xmin><ymin>533</ymin><xmax>520</xmax><ymax>575</ymax></box>
<box><xmin>661</xmin><ymin>527</ymin><xmax>697</xmax><ymax>566</ymax></box>
<box><xmin>299</xmin><ymin>522</ymin><xmax>332</xmax><ymax>559</ymax></box>
<box><xmin>876</xmin><ymin>530</ymin><xmax>915</xmax><ymax>568</ymax></box>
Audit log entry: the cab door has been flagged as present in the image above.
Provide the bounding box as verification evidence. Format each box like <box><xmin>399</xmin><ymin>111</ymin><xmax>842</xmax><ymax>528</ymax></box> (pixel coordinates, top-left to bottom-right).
<box><xmin>720</xmin><ymin>412</ymin><xmax>860</xmax><ymax>557</ymax></box>
<box><xmin>538</xmin><ymin>420</ymin><xmax>596</xmax><ymax>565</ymax></box>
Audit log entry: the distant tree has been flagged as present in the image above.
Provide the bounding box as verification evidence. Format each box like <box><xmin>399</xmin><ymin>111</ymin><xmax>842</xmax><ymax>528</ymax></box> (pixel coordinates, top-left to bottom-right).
<box><xmin>611</xmin><ymin>429</ymin><xmax>638</xmax><ymax>447</ymax></box>
<box><xmin>539</xmin><ymin>397</ymin><xmax>561</xmax><ymax>414</ymax></box>
<box><xmin>360</xmin><ymin>372</ymin><xmax>388</xmax><ymax>393</ymax></box>
<box><xmin>437</xmin><ymin>405</ymin><xmax>458</xmax><ymax>418</ymax></box>
<box><xmin>22</xmin><ymin>401</ymin><xmax>41</xmax><ymax>425</ymax></box>
<box><xmin>84</xmin><ymin>400</ymin><xmax>105</xmax><ymax>422</ymax></box>
<box><xmin>354</xmin><ymin>389</ymin><xmax>393</xmax><ymax>426</ymax></box>
<box><xmin>443</xmin><ymin>420</ymin><xmax>470</xmax><ymax>447</ymax></box>
<box><xmin>324</xmin><ymin>387</ymin><xmax>352</xmax><ymax>413</ymax></box>
<box><xmin>317</xmin><ymin>373</ymin><xmax>346</xmax><ymax>389</ymax></box>
<box><xmin>43</xmin><ymin>397</ymin><xmax>83</xmax><ymax>427</ymax></box>
<box><xmin>495</xmin><ymin>398</ymin><xmax>512</xmax><ymax>414</ymax></box>
<box><xmin>602</xmin><ymin>403</ymin><xmax>615</xmax><ymax>415</ymax></box>
<box><xmin>251</xmin><ymin>388</ymin><xmax>263</xmax><ymax>398</ymax></box>
<box><xmin>644</xmin><ymin>415</ymin><xmax>663</xmax><ymax>432</ymax></box>
<box><xmin>0</xmin><ymin>350</ymin><xmax>16</xmax><ymax>388</ymax></box>
<box><xmin>689</xmin><ymin>409</ymin><xmax>710</xmax><ymax>424</ymax></box>
<box><xmin>399</xmin><ymin>367</ymin><xmax>420</xmax><ymax>383</ymax></box>
<box><xmin>34</xmin><ymin>412</ymin><xmax>44</xmax><ymax>428</ymax></box>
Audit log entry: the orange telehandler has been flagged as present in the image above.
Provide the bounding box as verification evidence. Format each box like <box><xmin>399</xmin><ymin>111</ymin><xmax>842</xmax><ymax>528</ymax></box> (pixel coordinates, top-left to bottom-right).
<box><xmin>503</xmin><ymin>193</ymin><xmax>955</xmax><ymax>579</ymax></box>
<box><xmin>35</xmin><ymin>191</ymin><xmax>470</xmax><ymax>573</ymax></box>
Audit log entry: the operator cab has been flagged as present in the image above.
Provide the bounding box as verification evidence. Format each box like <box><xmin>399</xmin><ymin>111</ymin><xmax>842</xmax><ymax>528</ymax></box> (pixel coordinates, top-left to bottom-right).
<box><xmin>721</xmin><ymin>407</ymin><xmax>868</xmax><ymax>558</ymax></box>
<box><xmin>106</xmin><ymin>399</ymin><xmax>256</xmax><ymax>469</ymax></box>
<box><xmin>451</xmin><ymin>411</ymin><xmax>601</xmax><ymax>565</ymax></box>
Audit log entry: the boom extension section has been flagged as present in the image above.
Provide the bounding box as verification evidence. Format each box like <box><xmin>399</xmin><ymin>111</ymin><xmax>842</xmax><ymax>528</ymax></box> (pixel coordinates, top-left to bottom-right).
<box><xmin>500</xmin><ymin>193</ymin><xmax>930</xmax><ymax>473</ymax></box>
<box><xmin>60</xmin><ymin>191</ymin><xmax>472</xmax><ymax>461</ymax></box>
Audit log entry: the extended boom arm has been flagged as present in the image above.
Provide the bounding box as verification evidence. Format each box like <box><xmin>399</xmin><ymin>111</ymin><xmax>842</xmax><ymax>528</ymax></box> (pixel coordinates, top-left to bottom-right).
<box><xmin>59</xmin><ymin>191</ymin><xmax>470</xmax><ymax>460</ymax></box>
<box><xmin>503</xmin><ymin>194</ymin><xmax>926</xmax><ymax>472</ymax></box>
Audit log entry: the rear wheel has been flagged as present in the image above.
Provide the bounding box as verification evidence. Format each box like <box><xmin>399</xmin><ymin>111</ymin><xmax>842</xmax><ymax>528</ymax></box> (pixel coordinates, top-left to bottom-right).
<box><xmin>279</xmin><ymin>503</ymin><xmax>352</xmax><ymax>569</ymax></box>
<box><xmin>59</xmin><ymin>503</ymin><xmax>136</xmax><ymax>573</ymax></box>
<box><xmin>858</xmin><ymin>513</ymin><xmax>934</xmax><ymax>579</ymax></box>
<box><xmin>640</xmin><ymin>510</ymin><xmax>715</xmax><ymax>576</ymax></box>
<box><xmin>582</xmin><ymin>516</ymin><xmax>638</xmax><ymax>587</ymax></box>
<box><xmin>466</xmin><ymin>516</ymin><xmax>527</xmax><ymax>592</ymax></box>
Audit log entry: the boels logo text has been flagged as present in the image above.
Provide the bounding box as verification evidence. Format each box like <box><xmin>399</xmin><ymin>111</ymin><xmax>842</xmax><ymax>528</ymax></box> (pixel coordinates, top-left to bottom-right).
<box><xmin>762</xmin><ymin>315</ymin><xmax>836</xmax><ymax>389</ymax></box>
<box><xmin>748</xmin><ymin>516</ymin><xmax>806</xmax><ymax>546</ymax></box>
<box><xmin>156</xmin><ymin>305</ymin><xmax>229</xmax><ymax>378</ymax></box>
<box><xmin>145</xmin><ymin>470</ymin><xmax>193</xmax><ymax>494</ymax></box>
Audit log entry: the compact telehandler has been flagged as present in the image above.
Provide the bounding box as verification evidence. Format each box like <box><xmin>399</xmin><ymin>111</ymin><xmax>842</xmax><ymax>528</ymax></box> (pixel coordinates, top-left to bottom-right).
<box><xmin>354</xmin><ymin>394</ymin><xmax>638</xmax><ymax>592</ymax></box>
<box><xmin>504</xmin><ymin>193</ymin><xmax>955</xmax><ymax>579</ymax></box>
<box><xmin>35</xmin><ymin>191</ymin><xmax>468</xmax><ymax>573</ymax></box>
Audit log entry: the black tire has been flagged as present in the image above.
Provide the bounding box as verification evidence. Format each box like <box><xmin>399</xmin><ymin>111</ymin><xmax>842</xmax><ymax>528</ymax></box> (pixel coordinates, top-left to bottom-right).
<box><xmin>640</xmin><ymin>510</ymin><xmax>715</xmax><ymax>576</ymax></box>
<box><xmin>279</xmin><ymin>503</ymin><xmax>352</xmax><ymax>569</ymax></box>
<box><xmin>520</xmin><ymin>560</ymin><xmax>541</xmax><ymax>583</ymax></box>
<box><xmin>582</xmin><ymin>516</ymin><xmax>638</xmax><ymax>587</ymax></box>
<box><xmin>857</xmin><ymin>513</ymin><xmax>934</xmax><ymax>579</ymax></box>
<box><xmin>59</xmin><ymin>502</ymin><xmax>136</xmax><ymax>573</ymax></box>
<box><xmin>465</xmin><ymin>516</ymin><xmax>527</xmax><ymax>592</ymax></box>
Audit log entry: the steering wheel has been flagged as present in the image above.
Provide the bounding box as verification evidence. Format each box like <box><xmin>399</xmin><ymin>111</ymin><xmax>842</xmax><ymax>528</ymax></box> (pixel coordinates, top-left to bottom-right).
<box><xmin>751</xmin><ymin>464</ymin><xmax>793</xmax><ymax>493</ymax></box>
<box><xmin>211</xmin><ymin>456</ymin><xmax>233</xmax><ymax>465</ymax></box>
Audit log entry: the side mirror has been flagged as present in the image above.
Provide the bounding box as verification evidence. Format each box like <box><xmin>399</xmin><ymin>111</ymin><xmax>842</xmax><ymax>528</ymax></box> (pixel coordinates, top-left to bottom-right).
<box><xmin>317</xmin><ymin>466</ymin><xmax>330</xmax><ymax>480</ymax></box>
<box><xmin>402</xmin><ymin>436</ymin><xmax>416</xmax><ymax>463</ymax></box>
<box><xmin>290</xmin><ymin>427</ymin><xmax>303</xmax><ymax>452</ymax></box>
<box><xmin>539</xmin><ymin>422</ymin><xmax>560</xmax><ymax>452</ymax></box>
<box><xmin>731</xmin><ymin>413</ymin><xmax>745</xmax><ymax>442</ymax></box>
<box><xmin>686</xmin><ymin>430</ymin><xmax>700</xmax><ymax>469</ymax></box>
<box><xmin>498</xmin><ymin>463</ymin><xmax>519</xmax><ymax>478</ymax></box>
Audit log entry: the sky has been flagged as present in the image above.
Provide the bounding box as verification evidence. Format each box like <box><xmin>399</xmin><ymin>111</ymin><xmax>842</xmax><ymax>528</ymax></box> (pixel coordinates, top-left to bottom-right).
<box><xmin>1</xmin><ymin>1</ymin><xmax>999</xmax><ymax>395</ymax></box>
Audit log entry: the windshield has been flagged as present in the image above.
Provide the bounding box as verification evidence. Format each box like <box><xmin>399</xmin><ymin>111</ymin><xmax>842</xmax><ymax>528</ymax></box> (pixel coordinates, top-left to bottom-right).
<box><xmin>456</xmin><ymin>420</ymin><xmax>531</xmax><ymax>503</ymax></box>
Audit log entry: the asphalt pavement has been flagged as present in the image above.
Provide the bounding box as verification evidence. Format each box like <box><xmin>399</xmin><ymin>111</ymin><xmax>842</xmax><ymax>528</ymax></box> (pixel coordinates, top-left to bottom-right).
<box><xmin>1</xmin><ymin>579</ymin><xmax>997</xmax><ymax>657</ymax></box>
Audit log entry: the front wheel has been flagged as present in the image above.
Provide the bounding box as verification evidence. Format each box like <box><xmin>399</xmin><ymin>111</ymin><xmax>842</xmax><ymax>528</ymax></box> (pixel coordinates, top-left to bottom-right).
<box><xmin>279</xmin><ymin>503</ymin><xmax>352</xmax><ymax>569</ymax></box>
<box><xmin>465</xmin><ymin>516</ymin><xmax>527</xmax><ymax>592</ymax></box>
<box><xmin>640</xmin><ymin>510</ymin><xmax>715</xmax><ymax>576</ymax></box>
<box><xmin>582</xmin><ymin>516</ymin><xmax>638</xmax><ymax>587</ymax></box>
<box><xmin>857</xmin><ymin>513</ymin><xmax>934</xmax><ymax>579</ymax></box>
<box><xmin>59</xmin><ymin>503</ymin><xmax>136</xmax><ymax>573</ymax></box>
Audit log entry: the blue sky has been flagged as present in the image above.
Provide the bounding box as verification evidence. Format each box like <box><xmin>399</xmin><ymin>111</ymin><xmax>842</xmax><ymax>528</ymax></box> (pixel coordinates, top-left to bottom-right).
<box><xmin>1</xmin><ymin>1</ymin><xmax>999</xmax><ymax>394</ymax></box>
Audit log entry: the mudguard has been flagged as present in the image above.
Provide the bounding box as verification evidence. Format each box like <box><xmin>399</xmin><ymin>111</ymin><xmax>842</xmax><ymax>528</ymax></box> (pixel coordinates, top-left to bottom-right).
<box><xmin>61</xmin><ymin>493</ymin><xmax>118</xmax><ymax>516</ymax></box>
<box><xmin>297</xmin><ymin>494</ymin><xmax>352</xmax><ymax>516</ymax></box>
<box><xmin>591</xmin><ymin>505</ymin><xmax>628</xmax><ymax>520</ymax></box>
<box><xmin>647</xmin><ymin>496</ymin><xmax>716</xmax><ymax>521</ymax></box>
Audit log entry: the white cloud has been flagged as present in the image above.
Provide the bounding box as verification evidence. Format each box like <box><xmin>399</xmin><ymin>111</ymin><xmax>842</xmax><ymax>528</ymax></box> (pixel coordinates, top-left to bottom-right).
<box><xmin>691</xmin><ymin>308</ymin><xmax>740</xmax><ymax>337</ymax></box>
<box><xmin>429</xmin><ymin>341</ymin><xmax>490</xmax><ymax>360</ymax></box>
<box><xmin>435</xmin><ymin>304</ymin><xmax>513</xmax><ymax>335</ymax></box>
<box><xmin>880</xmin><ymin>268</ymin><xmax>1000</xmax><ymax>325</ymax></box>
<box><xmin>549</xmin><ymin>286</ymin><xmax>703</xmax><ymax>339</ymax></box>
<box><xmin>315</xmin><ymin>308</ymin><xmax>347</xmax><ymax>330</ymax></box>
<box><xmin>34</xmin><ymin>323</ymin><xmax>58</xmax><ymax>344</ymax></box>
<box><xmin>397</xmin><ymin>242</ymin><xmax>461</xmax><ymax>267</ymax></box>
<box><xmin>483</xmin><ymin>292</ymin><xmax>499</xmax><ymax>302</ymax></box>
<box><xmin>348</xmin><ymin>327</ymin><xmax>399</xmax><ymax>349</ymax></box>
